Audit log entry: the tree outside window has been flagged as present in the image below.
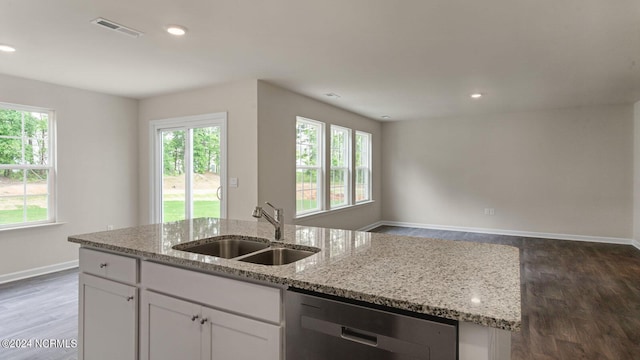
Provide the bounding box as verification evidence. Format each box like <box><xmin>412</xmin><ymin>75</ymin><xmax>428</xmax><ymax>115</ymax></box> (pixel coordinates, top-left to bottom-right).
<box><xmin>0</xmin><ymin>105</ymin><xmax>55</xmax><ymax>228</ymax></box>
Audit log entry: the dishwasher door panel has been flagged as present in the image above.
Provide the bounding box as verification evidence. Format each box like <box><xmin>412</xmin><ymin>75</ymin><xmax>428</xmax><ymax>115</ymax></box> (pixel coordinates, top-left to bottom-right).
<box><xmin>285</xmin><ymin>290</ymin><xmax>458</xmax><ymax>360</ymax></box>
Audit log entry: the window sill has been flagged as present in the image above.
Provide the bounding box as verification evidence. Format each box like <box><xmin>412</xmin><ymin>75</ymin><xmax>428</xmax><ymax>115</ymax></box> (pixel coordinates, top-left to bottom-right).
<box><xmin>0</xmin><ymin>221</ymin><xmax>67</xmax><ymax>233</ymax></box>
<box><xmin>294</xmin><ymin>200</ymin><xmax>375</xmax><ymax>222</ymax></box>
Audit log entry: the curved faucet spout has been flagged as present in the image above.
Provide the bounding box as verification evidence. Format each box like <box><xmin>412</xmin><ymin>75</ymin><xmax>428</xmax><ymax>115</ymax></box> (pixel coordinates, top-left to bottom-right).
<box><xmin>252</xmin><ymin>202</ymin><xmax>283</xmax><ymax>240</ymax></box>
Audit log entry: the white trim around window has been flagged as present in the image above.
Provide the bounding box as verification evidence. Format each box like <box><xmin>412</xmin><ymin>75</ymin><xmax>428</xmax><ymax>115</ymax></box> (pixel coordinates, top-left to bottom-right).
<box><xmin>0</xmin><ymin>102</ymin><xmax>56</xmax><ymax>230</ymax></box>
<box><xmin>355</xmin><ymin>130</ymin><xmax>372</xmax><ymax>203</ymax></box>
<box><xmin>149</xmin><ymin>112</ymin><xmax>227</xmax><ymax>224</ymax></box>
<box><xmin>295</xmin><ymin>116</ymin><xmax>373</xmax><ymax>219</ymax></box>
<box><xmin>295</xmin><ymin>117</ymin><xmax>324</xmax><ymax>216</ymax></box>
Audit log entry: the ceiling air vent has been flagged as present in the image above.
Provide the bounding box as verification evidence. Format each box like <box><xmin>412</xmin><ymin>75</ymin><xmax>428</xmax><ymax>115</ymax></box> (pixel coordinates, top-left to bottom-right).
<box><xmin>91</xmin><ymin>17</ymin><xmax>143</xmax><ymax>38</ymax></box>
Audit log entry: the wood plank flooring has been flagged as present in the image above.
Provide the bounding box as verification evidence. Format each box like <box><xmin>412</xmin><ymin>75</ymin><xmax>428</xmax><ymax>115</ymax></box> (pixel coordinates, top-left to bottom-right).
<box><xmin>0</xmin><ymin>268</ymin><xmax>78</xmax><ymax>360</ymax></box>
<box><xmin>372</xmin><ymin>226</ymin><xmax>640</xmax><ymax>360</ymax></box>
<box><xmin>1</xmin><ymin>228</ymin><xmax>639</xmax><ymax>359</ymax></box>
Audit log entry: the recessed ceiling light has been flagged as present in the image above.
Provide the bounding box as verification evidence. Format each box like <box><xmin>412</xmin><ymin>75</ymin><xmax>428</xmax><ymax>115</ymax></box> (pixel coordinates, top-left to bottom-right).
<box><xmin>0</xmin><ymin>45</ymin><xmax>16</xmax><ymax>53</ymax></box>
<box><xmin>470</xmin><ymin>93</ymin><xmax>483</xmax><ymax>99</ymax></box>
<box><xmin>324</xmin><ymin>92</ymin><xmax>341</xmax><ymax>99</ymax></box>
<box><xmin>166</xmin><ymin>25</ymin><xmax>187</xmax><ymax>36</ymax></box>
<box><xmin>381</xmin><ymin>115</ymin><xmax>391</xmax><ymax>119</ymax></box>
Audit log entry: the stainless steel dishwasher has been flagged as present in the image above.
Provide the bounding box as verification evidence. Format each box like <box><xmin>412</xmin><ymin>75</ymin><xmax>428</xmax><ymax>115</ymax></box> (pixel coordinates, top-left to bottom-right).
<box><xmin>285</xmin><ymin>289</ymin><xmax>458</xmax><ymax>360</ymax></box>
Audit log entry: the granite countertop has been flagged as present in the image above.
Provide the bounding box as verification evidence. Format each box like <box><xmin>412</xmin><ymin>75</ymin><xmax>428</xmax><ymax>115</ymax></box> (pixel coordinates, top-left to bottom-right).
<box><xmin>68</xmin><ymin>218</ymin><xmax>521</xmax><ymax>331</ymax></box>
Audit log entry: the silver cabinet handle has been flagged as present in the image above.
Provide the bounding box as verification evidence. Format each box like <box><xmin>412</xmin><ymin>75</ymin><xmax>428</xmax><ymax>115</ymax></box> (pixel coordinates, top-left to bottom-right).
<box><xmin>99</xmin><ymin>263</ymin><xmax>108</xmax><ymax>268</ymax></box>
<box><xmin>200</xmin><ymin>318</ymin><xmax>208</xmax><ymax>325</ymax></box>
<box><xmin>191</xmin><ymin>315</ymin><xmax>199</xmax><ymax>322</ymax></box>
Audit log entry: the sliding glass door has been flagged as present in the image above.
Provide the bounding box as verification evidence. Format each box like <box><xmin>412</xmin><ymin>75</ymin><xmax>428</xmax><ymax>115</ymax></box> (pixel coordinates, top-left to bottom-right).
<box><xmin>152</xmin><ymin>113</ymin><xmax>226</xmax><ymax>223</ymax></box>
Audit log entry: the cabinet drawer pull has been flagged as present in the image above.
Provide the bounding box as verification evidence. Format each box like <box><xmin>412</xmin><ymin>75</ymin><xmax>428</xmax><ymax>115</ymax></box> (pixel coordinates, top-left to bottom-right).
<box><xmin>200</xmin><ymin>318</ymin><xmax>208</xmax><ymax>325</ymax></box>
<box><xmin>191</xmin><ymin>315</ymin><xmax>199</xmax><ymax>322</ymax></box>
<box><xmin>126</xmin><ymin>296</ymin><xmax>134</xmax><ymax>302</ymax></box>
<box><xmin>99</xmin><ymin>263</ymin><xmax>108</xmax><ymax>268</ymax></box>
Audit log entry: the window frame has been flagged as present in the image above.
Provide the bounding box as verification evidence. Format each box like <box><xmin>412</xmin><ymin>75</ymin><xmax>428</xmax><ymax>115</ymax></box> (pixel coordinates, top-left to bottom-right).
<box><xmin>295</xmin><ymin>117</ymin><xmax>325</xmax><ymax>216</ymax></box>
<box><xmin>355</xmin><ymin>131</ymin><xmax>372</xmax><ymax>203</ymax></box>
<box><xmin>0</xmin><ymin>102</ymin><xmax>56</xmax><ymax>230</ymax></box>
<box><xmin>295</xmin><ymin>116</ymin><xmax>373</xmax><ymax>218</ymax></box>
<box><xmin>149</xmin><ymin>113</ymin><xmax>228</xmax><ymax>224</ymax></box>
<box><xmin>329</xmin><ymin>125</ymin><xmax>351</xmax><ymax>209</ymax></box>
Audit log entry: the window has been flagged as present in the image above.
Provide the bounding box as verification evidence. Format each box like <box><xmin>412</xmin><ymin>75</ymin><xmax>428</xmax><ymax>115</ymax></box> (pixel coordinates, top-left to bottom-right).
<box><xmin>355</xmin><ymin>131</ymin><xmax>372</xmax><ymax>202</ymax></box>
<box><xmin>295</xmin><ymin>117</ymin><xmax>373</xmax><ymax>217</ymax></box>
<box><xmin>151</xmin><ymin>113</ymin><xmax>227</xmax><ymax>223</ymax></box>
<box><xmin>0</xmin><ymin>103</ymin><xmax>55</xmax><ymax>228</ymax></box>
<box><xmin>330</xmin><ymin>126</ymin><xmax>350</xmax><ymax>208</ymax></box>
<box><xmin>296</xmin><ymin>117</ymin><xmax>323</xmax><ymax>215</ymax></box>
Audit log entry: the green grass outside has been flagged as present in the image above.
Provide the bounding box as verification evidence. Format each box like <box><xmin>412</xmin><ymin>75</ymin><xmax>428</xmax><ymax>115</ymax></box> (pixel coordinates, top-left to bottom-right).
<box><xmin>163</xmin><ymin>200</ymin><xmax>221</xmax><ymax>222</ymax></box>
<box><xmin>296</xmin><ymin>199</ymin><xmax>318</xmax><ymax>213</ymax></box>
<box><xmin>0</xmin><ymin>206</ymin><xmax>48</xmax><ymax>225</ymax></box>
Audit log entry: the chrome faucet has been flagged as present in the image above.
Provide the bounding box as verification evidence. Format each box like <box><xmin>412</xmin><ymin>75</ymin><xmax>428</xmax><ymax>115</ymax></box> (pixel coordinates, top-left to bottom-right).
<box><xmin>252</xmin><ymin>202</ymin><xmax>284</xmax><ymax>240</ymax></box>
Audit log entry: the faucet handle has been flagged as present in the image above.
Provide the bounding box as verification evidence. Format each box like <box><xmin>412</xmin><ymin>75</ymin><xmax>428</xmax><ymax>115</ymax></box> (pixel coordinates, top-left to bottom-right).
<box><xmin>265</xmin><ymin>202</ymin><xmax>282</xmax><ymax>211</ymax></box>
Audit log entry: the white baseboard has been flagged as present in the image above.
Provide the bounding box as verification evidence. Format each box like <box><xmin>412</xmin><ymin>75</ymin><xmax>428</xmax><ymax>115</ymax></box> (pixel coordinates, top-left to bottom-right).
<box><xmin>364</xmin><ymin>220</ymin><xmax>634</xmax><ymax>246</ymax></box>
<box><xmin>0</xmin><ymin>260</ymin><xmax>79</xmax><ymax>285</ymax></box>
<box><xmin>357</xmin><ymin>221</ymin><xmax>386</xmax><ymax>232</ymax></box>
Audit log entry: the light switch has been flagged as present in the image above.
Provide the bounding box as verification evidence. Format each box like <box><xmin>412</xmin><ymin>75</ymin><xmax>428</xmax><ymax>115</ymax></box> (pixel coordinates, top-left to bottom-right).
<box><xmin>229</xmin><ymin>177</ymin><xmax>238</xmax><ymax>188</ymax></box>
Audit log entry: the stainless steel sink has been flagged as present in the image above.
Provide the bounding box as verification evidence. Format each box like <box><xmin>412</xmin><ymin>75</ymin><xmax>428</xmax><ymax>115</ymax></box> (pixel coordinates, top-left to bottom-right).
<box><xmin>173</xmin><ymin>236</ymin><xmax>270</xmax><ymax>259</ymax></box>
<box><xmin>238</xmin><ymin>248</ymin><xmax>317</xmax><ymax>265</ymax></box>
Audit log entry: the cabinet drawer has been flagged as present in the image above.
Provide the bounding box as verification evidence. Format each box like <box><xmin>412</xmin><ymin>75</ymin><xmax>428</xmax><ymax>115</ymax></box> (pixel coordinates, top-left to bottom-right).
<box><xmin>80</xmin><ymin>248</ymin><xmax>138</xmax><ymax>284</ymax></box>
<box><xmin>141</xmin><ymin>261</ymin><xmax>281</xmax><ymax>324</ymax></box>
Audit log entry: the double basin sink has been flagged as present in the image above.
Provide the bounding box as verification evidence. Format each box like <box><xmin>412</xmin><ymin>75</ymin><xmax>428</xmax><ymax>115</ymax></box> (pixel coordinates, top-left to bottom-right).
<box><xmin>172</xmin><ymin>236</ymin><xmax>318</xmax><ymax>266</ymax></box>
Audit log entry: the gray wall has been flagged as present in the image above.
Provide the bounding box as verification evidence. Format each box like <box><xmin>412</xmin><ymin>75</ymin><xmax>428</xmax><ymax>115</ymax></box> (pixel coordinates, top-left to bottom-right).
<box><xmin>0</xmin><ymin>74</ymin><xmax>138</xmax><ymax>277</ymax></box>
<box><xmin>634</xmin><ymin>101</ymin><xmax>640</xmax><ymax>243</ymax></box>
<box><xmin>138</xmin><ymin>80</ymin><xmax>259</xmax><ymax>222</ymax></box>
<box><xmin>382</xmin><ymin>104</ymin><xmax>634</xmax><ymax>238</ymax></box>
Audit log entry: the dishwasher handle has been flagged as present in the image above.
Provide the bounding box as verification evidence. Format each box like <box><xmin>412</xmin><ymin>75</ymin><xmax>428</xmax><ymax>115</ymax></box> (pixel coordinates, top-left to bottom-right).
<box><xmin>341</xmin><ymin>326</ymin><xmax>378</xmax><ymax>347</ymax></box>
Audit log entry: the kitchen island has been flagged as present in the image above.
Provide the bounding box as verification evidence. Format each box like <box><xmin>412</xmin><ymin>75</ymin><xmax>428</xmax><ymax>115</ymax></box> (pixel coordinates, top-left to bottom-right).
<box><xmin>69</xmin><ymin>217</ymin><xmax>521</xmax><ymax>360</ymax></box>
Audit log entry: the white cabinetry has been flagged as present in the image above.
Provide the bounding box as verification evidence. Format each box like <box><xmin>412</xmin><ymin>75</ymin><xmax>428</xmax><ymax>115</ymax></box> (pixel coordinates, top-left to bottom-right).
<box><xmin>140</xmin><ymin>261</ymin><xmax>282</xmax><ymax>360</ymax></box>
<box><xmin>141</xmin><ymin>291</ymin><xmax>202</xmax><ymax>360</ymax></box>
<box><xmin>141</xmin><ymin>291</ymin><xmax>280</xmax><ymax>360</ymax></box>
<box><xmin>78</xmin><ymin>249</ymin><xmax>138</xmax><ymax>360</ymax></box>
<box><xmin>78</xmin><ymin>249</ymin><xmax>283</xmax><ymax>360</ymax></box>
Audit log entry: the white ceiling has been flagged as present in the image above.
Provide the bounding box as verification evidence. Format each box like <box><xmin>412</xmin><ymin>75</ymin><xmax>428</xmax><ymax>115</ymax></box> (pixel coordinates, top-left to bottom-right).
<box><xmin>1</xmin><ymin>0</ymin><xmax>639</xmax><ymax>121</ymax></box>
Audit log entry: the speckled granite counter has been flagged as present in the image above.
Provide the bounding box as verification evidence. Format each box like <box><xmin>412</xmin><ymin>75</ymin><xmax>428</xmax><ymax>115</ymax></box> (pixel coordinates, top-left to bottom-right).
<box><xmin>68</xmin><ymin>218</ymin><xmax>521</xmax><ymax>331</ymax></box>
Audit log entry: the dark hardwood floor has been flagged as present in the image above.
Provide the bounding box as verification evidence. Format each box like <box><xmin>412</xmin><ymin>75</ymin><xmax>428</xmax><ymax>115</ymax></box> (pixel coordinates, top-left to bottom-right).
<box><xmin>372</xmin><ymin>226</ymin><xmax>640</xmax><ymax>360</ymax></box>
<box><xmin>1</xmin><ymin>228</ymin><xmax>639</xmax><ymax>359</ymax></box>
<box><xmin>0</xmin><ymin>268</ymin><xmax>78</xmax><ymax>360</ymax></box>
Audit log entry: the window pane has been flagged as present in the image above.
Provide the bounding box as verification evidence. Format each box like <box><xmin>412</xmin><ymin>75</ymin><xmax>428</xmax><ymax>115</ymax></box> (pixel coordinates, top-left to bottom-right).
<box><xmin>296</xmin><ymin>118</ymin><xmax>323</xmax><ymax>215</ymax></box>
<box><xmin>330</xmin><ymin>169</ymin><xmax>347</xmax><ymax>207</ymax></box>
<box><xmin>355</xmin><ymin>131</ymin><xmax>371</xmax><ymax>202</ymax></box>
<box><xmin>26</xmin><ymin>169</ymin><xmax>48</xmax><ymax>196</ymax></box>
<box><xmin>192</xmin><ymin>126</ymin><xmax>221</xmax><ymax>219</ymax></box>
<box><xmin>296</xmin><ymin>121</ymin><xmax>320</xmax><ymax>167</ymax></box>
<box><xmin>0</xmin><ymin>196</ymin><xmax>25</xmax><ymax>225</ymax></box>
<box><xmin>26</xmin><ymin>195</ymin><xmax>48</xmax><ymax>222</ymax></box>
<box><xmin>0</xmin><ymin>106</ymin><xmax>55</xmax><ymax>228</ymax></box>
<box><xmin>162</xmin><ymin>130</ymin><xmax>186</xmax><ymax>222</ymax></box>
<box><xmin>296</xmin><ymin>169</ymin><xmax>320</xmax><ymax>213</ymax></box>
<box><xmin>356</xmin><ymin>168</ymin><xmax>369</xmax><ymax>202</ymax></box>
<box><xmin>331</xmin><ymin>127</ymin><xmax>347</xmax><ymax>167</ymax></box>
<box><xmin>330</xmin><ymin>126</ymin><xmax>350</xmax><ymax>208</ymax></box>
<box><xmin>23</xmin><ymin>112</ymin><xmax>49</xmax><ymax>165</ymax></box>
<box><xmin>0</xmin><ymin>109</ymin><xmax>23</xmax><ymax>137</ymax></box>
<box><xmin>0</xmin><ymin>137</ymin><xmax>22</xmax><ymax>165</ymax></box>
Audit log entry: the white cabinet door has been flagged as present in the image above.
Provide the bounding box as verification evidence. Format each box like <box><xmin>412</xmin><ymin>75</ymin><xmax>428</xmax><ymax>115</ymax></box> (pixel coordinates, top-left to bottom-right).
<box><xmin>202</xmin><ymin>306</ymin><xmax>281</xmax><ymax>360</ymax></box>
<box><xmin>141</xmin><ymin>291</ymin><xmax>203</xmax><ymax>360</ymax></box>
<box><xmin>79</xmin><ymin>273</ymin><xmax>137</xmax><ymax>360</ymax></box>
